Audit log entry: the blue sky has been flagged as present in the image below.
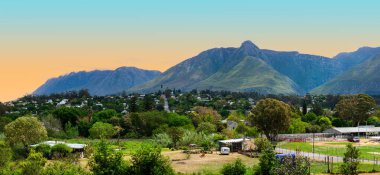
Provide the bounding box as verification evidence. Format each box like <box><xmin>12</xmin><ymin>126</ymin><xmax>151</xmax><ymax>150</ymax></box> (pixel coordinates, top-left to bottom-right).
<box><xmin>0</xmin><ymin>0</ymin><xmax>379</xmax><ymax>102</ymax></box>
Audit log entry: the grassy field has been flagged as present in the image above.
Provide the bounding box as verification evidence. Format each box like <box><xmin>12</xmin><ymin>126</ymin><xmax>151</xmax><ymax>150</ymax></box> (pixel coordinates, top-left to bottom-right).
<box><xmin>279</xmin><ymin>141</ymin><xmax>380</xmax><ymax>160</ymax></box>
<box><xmin>310</xmin><ymin>161</ymin><xmax>380</xmax><ymax>174</ymax></box>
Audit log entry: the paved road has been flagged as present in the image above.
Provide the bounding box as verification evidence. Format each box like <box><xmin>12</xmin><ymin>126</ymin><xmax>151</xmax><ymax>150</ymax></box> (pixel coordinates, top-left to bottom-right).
<box><xmin>161</xmin><ymin>95</ymin><xmax>170</xmax><ymax>112</ymax></box>
<box><xmin>275</xmin><ymin>148</ymin><xmax>380</xmax><ymax>164</ymax></box>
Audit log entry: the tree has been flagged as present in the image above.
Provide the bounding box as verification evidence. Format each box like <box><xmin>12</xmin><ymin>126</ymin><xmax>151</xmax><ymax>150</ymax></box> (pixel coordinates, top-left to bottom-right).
<box><xmin>89</xmin><ymin>122</ymin><xmax>117</xmax><ymax>139</ymax></box>
<box><xmin>190</xmin><ymin>106</ymin><xmax>222</xmax><ymax>127</ymax></box>
<box><xmin>130</xmin><ymin>144</ymin><xmax>174</xmax><ymax>175</ymax></box>
<box><xmin>166</xmin><ymin>127</ymin><xmax>184</xmax><ymax>148</ymax></box>
<box><xmin>129</xmin><ymin>96</ymin><xmax>138</xmax><ymax>113</ymax></box>
<box><xmin>196</xmin><ymin>122</ymin><xmax>216</xmax><ymax>134</ymax></box>
<box><xmin>53</xmin><ymin>107</ymin><xmax>85</xmax><ymax>127</ymax></box>
<box><xmin>340</xmin><ymin>144</ymin><xmax>360</xmax><ymax>175</ymax></box>
<box><xmin>92</xmin><ymin>109</ymin><xmax>118</xmax><ymax>123</ymax></box>
<box><xmin>254</xmin><ymin>138</ymin><xmax>272</xmax><ymax>153</ymax></box>
<box><xmin>51</xmin><ymin>143</ymin><xmax>72</xmax><ymax>159</ymax></box>
<box><xmin>4</xmin><ymin>116</ymin><xmax>47</xmax><ymax>147</ymax></box>
<box><xmin>20</xmin><ymin>150</ymin><xmax>47</xmax><ymax>175</ymax></box>
<box><xmin>250</xmin><ymin>98</ymin><xmax>291</xmax><ymax>141</ymax></box>
<box><xmin>89</xmin><ymin>140</ymin><xmax>128</xmax><ymax>175</ymax></box>
<box><xmin>336</xmin><ymin>94</ymin><xmax>376</xmax><ymax>126</ymax></box>
<box><xmin>0</xmin><ymin>141</ymin><xmax>12</xmax><ymax>168</ymax></box>
<box><xmin>271</xmin><ymin>156</ymin><xmax>311</xmax><ymax>175</ymax></box>
<box><xmin>221</xmin><ymin>158</ymin><xmax>246</xmax><ymax>175</ymax></box>
<box><xmin>143</xmin><ymin>94</ymin><xmax>155</xmax><ymax>111</ymax></box>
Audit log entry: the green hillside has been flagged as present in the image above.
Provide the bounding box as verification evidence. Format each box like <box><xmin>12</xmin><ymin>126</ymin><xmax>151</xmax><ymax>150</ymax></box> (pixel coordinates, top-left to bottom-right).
<box><xmin>191</xmin><ymin>56</ymin><xmax>302</xmax><ymax>94</ymax></box>
<box><xmin>312</xmin><ymin>54</ymin><xmax>380</xmax><ymax>94</ymax></box>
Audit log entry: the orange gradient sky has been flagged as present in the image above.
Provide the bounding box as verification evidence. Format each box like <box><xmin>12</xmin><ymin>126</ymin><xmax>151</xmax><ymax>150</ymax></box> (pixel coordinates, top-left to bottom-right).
<box><xmin>1</xmin><ymin>0</ymin><xmax>380</xmax><ymax>102</ymax></box>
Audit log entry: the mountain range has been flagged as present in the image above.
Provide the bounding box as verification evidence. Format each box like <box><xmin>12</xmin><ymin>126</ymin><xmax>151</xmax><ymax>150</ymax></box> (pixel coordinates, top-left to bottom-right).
<box><xmin>34</xmin><ymin>41</ymin><xmax>380</xmax><ymax>96</ymax></box>
<box><xmin>34</xmin><ymin>67</ymin><xmax>161</xmax><ymax>96</ymax></box>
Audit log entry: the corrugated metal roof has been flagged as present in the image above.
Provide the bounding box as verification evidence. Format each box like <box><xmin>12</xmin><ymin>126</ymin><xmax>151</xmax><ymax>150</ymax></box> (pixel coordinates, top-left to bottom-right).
<box><xmin>324</xmin><ymin>127</ymin><xmax>380</xmax><ymax>134</ymax></box>
<box><xmin>30</xmin><ymin>141</ymin><xmax>86</xmax><ymax>149</ymax></box>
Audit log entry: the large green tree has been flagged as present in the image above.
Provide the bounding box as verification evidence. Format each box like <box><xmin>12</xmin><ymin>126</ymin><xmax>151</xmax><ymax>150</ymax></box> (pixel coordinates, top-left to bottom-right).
<box><xmin>4</xmin><ymin>116</ymin><xmax>47</xmax><ymax>147</ymax></box>
<box><xmin>89</xmin><ymin>122</ymin><xmax>117</xmax><ymax>139</ymax></box>
<box><xmin>250</xmin><ymin>98</ymin><xmax>291</xmax><ymax>141</ymax></box>
<box><xmin>335</xmin><ymin>94</ymin><xmax>376</xmax><ymax>126</ymax></box>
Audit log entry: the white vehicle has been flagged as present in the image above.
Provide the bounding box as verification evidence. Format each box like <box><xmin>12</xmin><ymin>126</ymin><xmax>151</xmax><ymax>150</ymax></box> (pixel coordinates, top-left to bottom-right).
<box><xmin>220</xmin><ymin>147</ymin><xmax>230</xmax><ymax>155</ymax></box>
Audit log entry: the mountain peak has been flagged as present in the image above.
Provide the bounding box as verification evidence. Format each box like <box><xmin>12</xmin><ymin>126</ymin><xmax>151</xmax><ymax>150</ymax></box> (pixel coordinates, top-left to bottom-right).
<box><xmin>240</xmin><ymin>40</ymin><xmax>259</xmax><ymax>50</ymax></box>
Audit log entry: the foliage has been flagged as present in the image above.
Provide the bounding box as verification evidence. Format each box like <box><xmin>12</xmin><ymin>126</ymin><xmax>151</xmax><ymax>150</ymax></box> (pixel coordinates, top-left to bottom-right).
<box><xmin>34</xmin><ymin>144</ymin><xmax>51</xmax><ymax>158</ymax></box>
<box><xmin>221</xmin><ymin>158</ymin><xmax>246</xmax><ymax>175</ymax></box>
<box><xmin>336</xmin><ymin>94</ymin><xmax>376</xmax><ymax>126</ymax></box>
<box><xmin>89</xmin><ymin>140</ymin><xmax>128</xmax><ymax>175</ymax></box>
<box><xmin>51</xmin><ymin>143</ymin><xmax>72</xmax><ymax>159</ymax></box>
<box><xmin>154</xmin><ymin>133</ymin><xmax>173</xmax><ymax>148</ymax></box>
<box><xmin>287</xmin><ymin>118</ymin><xmax>308</xmax><ymax>134</ymax></box>
<box><xmin>250</xmin><ymin>98</ymin><xmax>291</xmax><ymax>141</ymax></box>
<box><xmin>254</xmin><ymin>138</ymin><xmax>272</xmax><ymax>153</ymax></box>
<box><xmin>196</xmin><ymin>122</ymin><xmax>216</xmax><ymax>134</ymax></box>
<box><xmin>41</xmin><ymin>161</ymin><xmax>90</xmax><ymax>175</ymax></box>
<box><xmin>0</xmin><ymin>117</ymin><xmax>12</xmax><ymax>133</ymax></box>
<box><xmin>340</xmin><ymin>143</ymin><xmax>360</xmax><ymax>175</ymax></box>
<box><xmin>271</xmin><ymin>156</ymin><xmax>311</xmax><ymax>175</ymax></box>
<box><xmin>302</xmin><ymin>112</ymin><xmax>317</xmax><ymax>123</ymax></box>
<box><xmin>4</xmin><ymin>116</ymin><xmax>47</xmax><ymax>147</ymax></box>
<box><xmin>129</xmin><ymin>144</ymin><xmax>175</xmax><ymax>175</ymax></box>
<box><xmin>190</xmin><ymin>106</ymin><xmax>222</xmax><ymax>127</ymax></box>
<box><xmin>0</xmin><ymin>141</ymin><xmax>12</xmax><ymax>167</ymax></box>
<box><xmin>256</xmin><ymin>147</ymin><xmax>276</xmax><ymax>175</ymax></box>
<box><xmin>20</xmin><ymin>150</ymin><xmax>47</xmax><ymax>175</ymax></box>
<box><xmin>53</xmin><ymin>107</ymin><xmax>85</xmax><ymax>127</ymax></box>
<box><xmin>93</xmin><ymin>109</ymin><xmax>118</xmax><ymax>123</ymax></box>
<box><xmin>89</xmin><ymin>122</ymin><xmax>117</xmax><ymax>139</ymax></box>
<box><xmin>166</xmin><ymin>127</ymin><xmax>184</xmax><ymax>148</ymax></box>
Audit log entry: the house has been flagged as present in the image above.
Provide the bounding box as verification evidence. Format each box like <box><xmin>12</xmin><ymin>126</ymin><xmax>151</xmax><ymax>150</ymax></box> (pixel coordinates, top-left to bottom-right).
<box><xmin>31</xmin><ymin>141</ymin><xmax>86</xmax><ymax>157</ymax></box>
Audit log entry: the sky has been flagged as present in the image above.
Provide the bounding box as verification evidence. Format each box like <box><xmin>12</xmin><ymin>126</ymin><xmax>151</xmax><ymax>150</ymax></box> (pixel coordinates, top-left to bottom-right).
<box><xmin>1</xmin><ymin>0</ymin><xmax>380</xmax><ymax>102</ymax></box>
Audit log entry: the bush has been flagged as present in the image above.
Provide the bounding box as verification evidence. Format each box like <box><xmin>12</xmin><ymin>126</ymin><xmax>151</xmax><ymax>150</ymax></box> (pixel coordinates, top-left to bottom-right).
<box><xmin>51</xmin><ymin>144</ymin><xmax>72</xmax><ymax>159</ymax></box>
<box><xmin>221</xmin><ymin>158</ymin><xmax>246</xmax><ymax>175</ymax></box>
<box><xmin>41</xmin><ymin>161</ymin><xmax>90</xmax><ymax>175</ymax></box>
<box><xmin>34</xmin><ymin>144</ymin><xmax>51</xmax><ymax>159</ymax></box>
<box><xmin>20</xmin><ymin>150</ymin><xmax>47</xmax><ymax>175</ymax></box>
<box><xmin>89</xmin><ymin>140</ymin><xmax>128</xmax><ymax>175</ymax></box>
<box><xmin>255</xmin><ymin>147</ymin><xmax>276</xmax><ymax>175</ymax></box>
<box><xmin>254</xmin><ymin>138</ymin><xmax>272</xmax><ymax>153</ymax></box>
<box><xmin>271</xmin><ymin>156</ymin><xmax>310</xmax><ymax>175</ymax></box>
<box><xmin>0</xmin><ymin>141</ymin><xmax>12</xmax><ymax>167</ymax></box>
<box><xmin>130</xmin><ymin>144</ymin><xmax>174</xmax><ymax>175</ymax></box>
<box><xmin>154</xmin><ymin>133</ymin><xmax>173</xmax><ymax>148</ymax></box>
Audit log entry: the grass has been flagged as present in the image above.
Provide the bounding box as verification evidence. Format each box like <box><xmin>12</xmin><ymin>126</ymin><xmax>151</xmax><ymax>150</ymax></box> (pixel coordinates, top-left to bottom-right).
<box><xmin>310</xmin><ymin>161</ymin><xmax>380</xmax><ymax>174</ymax></box>
<box><xmin>280</xmin><ymin>142</ymin><xmax>380</xmax><ymax>160</ymax></box>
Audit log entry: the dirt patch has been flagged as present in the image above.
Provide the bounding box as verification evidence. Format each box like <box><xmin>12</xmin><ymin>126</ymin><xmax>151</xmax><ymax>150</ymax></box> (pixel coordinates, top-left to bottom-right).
<box><xmin>162</xmin><ymin>151</ymin><xmax>258</xmax><ymax>174</ymax></box>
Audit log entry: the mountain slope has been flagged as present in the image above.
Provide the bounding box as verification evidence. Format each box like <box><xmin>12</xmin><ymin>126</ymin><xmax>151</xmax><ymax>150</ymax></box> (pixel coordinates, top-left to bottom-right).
<box><xmin>133</xmin><ymin>41</ymin><xmax>339</xmax><ymax>94</ymax></box>
<box><xmin>190</xmin><ymin>56</ymin><xmax>303</xmax><ymax>94</ymax></box>
<box><xmin>34</xmin><ymin>67</ymin><xmax>161</xmax><ymax>96</ymax></box>
<box><xmin>312</xmin><ymin>54</ymin><xmax>380</xmax><ymax>94</ymax></box>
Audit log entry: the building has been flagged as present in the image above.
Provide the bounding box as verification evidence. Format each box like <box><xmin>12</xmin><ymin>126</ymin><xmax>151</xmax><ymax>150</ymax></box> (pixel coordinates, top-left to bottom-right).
<box><xmin>218</xmin><ymin>138</ymin><xmax>251</xmax><ymax>152</ymax></box>
<box><xmin>324</xmin><ymin>126</ymin><xmax>380</xmax><ymax>136</ymax></box>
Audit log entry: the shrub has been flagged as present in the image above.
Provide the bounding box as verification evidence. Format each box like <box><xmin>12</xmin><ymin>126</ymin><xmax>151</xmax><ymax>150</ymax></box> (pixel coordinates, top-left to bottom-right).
<box><xmin>0</xmin><ymin>141</ymin><xmax>12</xmax><ymax>167</ymax></box>
<box><xmin>130</xmin><ymin>144</ymin><xmax>174</xmax><ymax>175</ymax></box>
<box><xmin>255</xmin><ymin>147</ymin><xmax>276</xmax><ymax>175</ymax></box>
<box><xmin>89</xmin><ymin>140</ymin><xmax>128</xmax><ymax>175</ymax></box>
<box><xmin>271</xmin><ymin>156</ymin><xmax>310</xmax><ymax>175</ymax></box>
<box><xmin>221</xmin><ymin>158</ymin><xmax>246</xmax><ymax>175</ymax></box>
<box><xmin>254</xmin><ymin>138</ymin><xmax>272</xmax><ymax>153</ymax></box>
<box><xmin>340</xmin><ymin>143</ymin><xmax>360</xmax><ymax>175</ymax></box>
<box><xmin>41</xmin><ymin>161</ymin><xmax>90</xmax><ymax>175</ymax></box>
<box><xmin>34</xmin><ymin>144</ymin><xmax>51</xmax><ymax>159</ymax></box>
<box><xmin>154</xmin><ymin>133</ymin><xmax>173</xmax><ymax>148</ymax></box>
<box><xmin>51</xmin><ymin>144</ymin><xmax>72</xmax><ymax>159</ymax></box>
<box><xmin>20</xmin><ymin>150</ymin><xmax>47</xmax><ymax>175</ymax></box>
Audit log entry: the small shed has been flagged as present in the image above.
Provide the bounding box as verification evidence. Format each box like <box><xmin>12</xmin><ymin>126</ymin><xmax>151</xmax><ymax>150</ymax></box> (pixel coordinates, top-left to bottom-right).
<box><xmin>31</xmin><ymin>141</ymin><xmax>86</xmax><ymax>153</ymax></box>
<box><xmin>218</xmin><ymin>138</ymin><xmax>251</xmax><ymax>152</ymax></box>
